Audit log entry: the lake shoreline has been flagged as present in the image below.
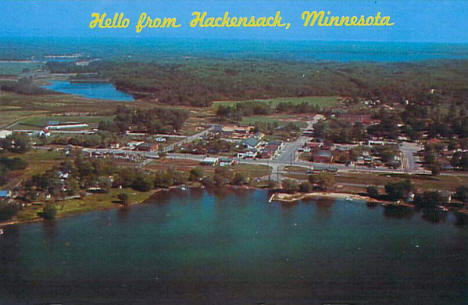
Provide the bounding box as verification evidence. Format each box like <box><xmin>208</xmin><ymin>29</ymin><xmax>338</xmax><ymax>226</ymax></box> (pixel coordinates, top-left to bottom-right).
<box><xmin>0</xmin><ymin>185</ymin><xmax>381</xmax><ymax>228</ymax></box>
<box><xmin>270</xmin><ymin>191</ymin><xmax>390</xmax><ymax>204</ymax></box>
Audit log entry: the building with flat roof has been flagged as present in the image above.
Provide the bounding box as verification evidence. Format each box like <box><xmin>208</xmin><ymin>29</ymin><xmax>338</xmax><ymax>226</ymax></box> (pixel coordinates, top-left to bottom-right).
<box><xmin>201</xmin><ymin>157</ymin><xmax>219</xmax><ymax>166</ymax></box>
<box><xmin>0</xmin><ymin>130</ymin><xmax>12</xmax><ymax>139</ymax></box>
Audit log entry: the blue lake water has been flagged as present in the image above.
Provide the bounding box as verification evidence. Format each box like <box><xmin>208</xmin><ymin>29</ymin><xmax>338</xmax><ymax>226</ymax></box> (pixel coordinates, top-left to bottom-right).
<box><xmin>0</xmin><ymin>189</ymin><xmax>466</xmax><ymax>305</ymax></box>
<box><xmin>43</xmin><ymin>80</ymin><xmax>134</xmax><ymax>101</ymax></box>
<box><xmin>2</xmin><ymin>37</ymin><xmax>468</xmax><ymax>62</ymax></box>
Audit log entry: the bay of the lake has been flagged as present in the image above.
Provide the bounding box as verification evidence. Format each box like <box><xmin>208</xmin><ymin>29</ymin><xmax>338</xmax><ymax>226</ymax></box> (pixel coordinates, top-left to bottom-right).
<box><xmin>42</xmin><ymin>80</ymin><xmax>134</xmax><ymax>101</ymax></box>
<box><xmin>0</xmin><ymin>189</ymin><xmax>466</xmax><ymax>305</ymax></box>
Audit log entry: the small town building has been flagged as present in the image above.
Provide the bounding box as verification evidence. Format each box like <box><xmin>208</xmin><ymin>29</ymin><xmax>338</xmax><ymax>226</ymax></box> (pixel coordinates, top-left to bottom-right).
<box><xmin>127</xmin><ymin>141</ymin><xmax>144</xmax><ymax>149</ymax></box>
<box><xmin>242</xmin><ymin>138</ymin><xmax>260</xmax><ymax>150</ymax></box>
<box><xmin>237</xmin><ymin>151</ymin><xmax>257</xmax><ymax>159</ymax></box>
<box><xmin>0</xmin><ymin>190</ymin><xmax>12</xmax><ymax>198</ymax></box>
<box><xmin>0</xmin><ymin>130</ymin><xmax>12</xmax><ymax>139</ymax></box>
<box><xmin>201</xmin><ymin>157</ymin><xmax>219</xmax><ymax>166</ymax></box>
<box><xmin>46</xmin><ymin>123</ymin><xmax>89</xmax><ymax>130</ymax></box>
<box><xmin>219</xmin><ymin>157</ymin><xmax>234</xmax><ymax>167</ymax></box>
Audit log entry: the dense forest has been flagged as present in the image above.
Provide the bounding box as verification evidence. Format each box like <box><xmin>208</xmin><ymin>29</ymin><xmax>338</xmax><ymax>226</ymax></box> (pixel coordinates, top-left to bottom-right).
<box><xmin>45</xmin><ymin>59</ymin><xmax>468</xmax><ymax>107</ymax></box>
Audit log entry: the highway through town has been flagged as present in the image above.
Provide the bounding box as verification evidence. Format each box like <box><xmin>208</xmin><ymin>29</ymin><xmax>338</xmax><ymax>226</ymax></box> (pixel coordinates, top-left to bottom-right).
<box><xmin>81</xmin><ymin>116</ymin><xmax>431</xmax><ymax>180</ymax></box>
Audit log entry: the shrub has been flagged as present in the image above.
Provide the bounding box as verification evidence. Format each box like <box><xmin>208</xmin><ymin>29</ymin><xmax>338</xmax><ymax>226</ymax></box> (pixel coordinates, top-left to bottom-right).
<box><xmin>367</xmin><ymin>186</ymin><xmax>379</xmax><ymax>198</ymax></box>
<box><xmin>117</xmin><ymin>193</ymin><xmax>129</xmax><ymax>205</ymax></box>
<box><xmin>40</xmin><ymin>204</ymin><xmax>57</xmax><ymax>220</ymax></box>
<box><xmin>282</xmin><ymin>179</ymin><xmax>299</xmax><ymax>194</ymax></box>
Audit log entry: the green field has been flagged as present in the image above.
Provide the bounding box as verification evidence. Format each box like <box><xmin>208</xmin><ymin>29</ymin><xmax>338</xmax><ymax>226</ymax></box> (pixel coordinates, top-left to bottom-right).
<box><xmin>16</xmin><ymin>115</ymin><xmax>113</xmax><ymax>129</ymax></box>
<box><xmin>213</xmin><ymin>96</ymin><xmax>340</xmax><ymax>109</ymax></box>
<box><xmin>239</xmin><ymin>115</ymin><xmax>307</xmax><ymax>128</ymax></box>
<box><xmin>0</xmin><ymin>62</ymin><xmax>41</xmax><ymax>75</ymax></box>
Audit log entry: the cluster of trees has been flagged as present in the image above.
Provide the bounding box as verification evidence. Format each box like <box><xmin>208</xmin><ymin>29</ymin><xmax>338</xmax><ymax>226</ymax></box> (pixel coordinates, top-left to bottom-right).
<box><xmin>216</xmin><ymin>101</ymin><xmax>323</xmax><ymax>122</ymax></box>
<box><xmin>49</xmin><ymin>131</ymin><xmax>121</xmax><ymax>148</ymax></box>
<box><xmin>0</xmin><ymin>77</ymin><xmax>53</xmax><ymax>95</ymax></box>
<box><xmin>250</xmin><ymin>121</ymin><xmax>300</xmax><ymax>141</ymax></box>
<box><xmin>423</xmin><ymin>142</ymin><xmax>468</xmax><ymax>173</ymax></box>
<box><xmin>450</xmin><ymin>151</ymin><xmax>468</xmax><ymax>171</ymax></box>
<box><xmin>313</xmin><ymin>120</ymin><xmax>366</xmax><ymax>143</ymax></box>
<box><xmin>401</xmin><ymin>100</ymin><xmax>468</xmax><ymax>141</ymax></box>
<box><xmin>366</xmin><ymin>112</ymin><xmax>400</xmax><ymax>140</ymax></box>
<box><xmin>197</xmin><ymin>167</ymin><xmax>250</xmax><ymax>187</ymax></box>
<box><xmin>98</xmin><ymin>106</ymin><xmax>189</xmax><ymax>134</ymax></box>
<box><xmin>0</xmin><ymin>133</ymin><xmax>32</xmax><ymax>153</ymax></box>
<box><xmin>384</xmin><ymin>179</ymin><xmax>413</xmax><ymax>201</ymax></box>
<box><xmin>454</xmin><ymin>186</ymin><xmax>468</xmax><ymax>203</ymax></box>
<box><xmin>371</xmin><ymin>145</ymin><xmax>400</xmax><ymax>168</ymax></box>
<box><xmin>0</xmin><ymin>200</ymin><xmax>19</xmax><ymax>221</ymax></box>
<box><xmin>0</xmin><ymin>156</ymin><xmax>28</xmax><ymax>185</ymax></box>
<box><xmin>281</xmin><ymin>172</ymin><xmax>335</xmax><ymax>194</ymax></box>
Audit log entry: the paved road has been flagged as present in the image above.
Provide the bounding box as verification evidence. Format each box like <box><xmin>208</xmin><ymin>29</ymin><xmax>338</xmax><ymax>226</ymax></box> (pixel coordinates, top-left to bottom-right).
<box><xmin>162</xmin><ymin>125</ymin><xmax>215</xmax><ymax>153</ymax></box>
<box><xmin>400</xmin><ymin>141</ymin><xmax>425</xmax><ymax>174</ymax></box>
<box><xmin>80</xmin><ymin>119</ymin><xmax>433</xmax><ymax>178</ymax></box>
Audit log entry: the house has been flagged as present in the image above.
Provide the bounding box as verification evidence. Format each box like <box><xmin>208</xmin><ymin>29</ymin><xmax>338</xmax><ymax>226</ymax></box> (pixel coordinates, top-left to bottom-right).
<box><xmin>155</xmin><ymin>137</ymin><xmax>167</xmax><ymax>143</ymax></box>
<box><xmin>440</xmin><ymin>191</ymin><xmax>452</xmax><ymax>204</ymax></box>
<box><xmin>0</xmin><ymin>130</ymin><xmax>12</xmax><ymax>139</ymax></box>
<box><xmin>201</xmin><ymin>157</ymin><xmax>219</xmax><ymax>166</ymax></box>
<box><xmin>127</xmin><ymin>141</ymin><xmax>144</xmax><ymax>149</ymax></box>
<box><xmin>39</xmin><ymin>128</ymin><xmax>51</xmax><ymax>138</ymax></box>
<box><xmin>136</xmin><ymin>143</ymin><xmax>159</xmax><ymax>152</ymax></box>
<box><xmin>237</xmin><ymin>151</ymin><xmax>257</xmax><ymax>159</ymax></box>
<box><xmin>242</xmin><ymin>137</ymin><xmax>260</xmax><ymax>150</ymax></box>
<box><xmin>110</xmin><ymin>143</ymin><xmax>120</xmax><ymax>149</ymax></box>
<box><xmin>312</xmin><ymin>150</ymin><xmax>333</xmax><ymax>163</ymax></box>
<box><xmin>219</xmin><ymin>157</ymin><xmax>234</xmax><ymax>167</ymax></box>
<box><xmin>0</xmin><ymin>190</ymin><xmax>12</xmax><ymax>198</ymax></box>
<box><xmin>367</xmin><ymin>140</ymin><xmax>385</xmax><ymax>146</ymax></box>
<box><xmin>269</xmin><ymin>140</ymin><xmax>284</xmax><ymax>149</ymax></box>
<box><xmin>222</xmin><ymin>125</ymin><xmax>253</xmax><ymax>138</ymax></box>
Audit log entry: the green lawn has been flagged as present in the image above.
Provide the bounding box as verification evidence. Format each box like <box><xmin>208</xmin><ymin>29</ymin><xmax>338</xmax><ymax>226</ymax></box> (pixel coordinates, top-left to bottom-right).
<box><xmin>15</xmin><ymin>188</ymin><xmax>157</xmax><ymax>222</ymax></box>
<box><xmin>213</xmin><ymin>96</ymin><xmax>340</xmax><ymax>109</ymax></box>
<box><xmin>233</xmin><ymin>164</ymin><xmax>272</xmax><ymax>178</ymax></box>
<box><xmin>18</xmin><ymin>115</ymin><xmax>113</xmax><ymax>128</ymax></box>
<box><xmin>240</xmin><ymin>115</ymin><xmax>307</xmax><ymax>128</ymax></box>
<box><xmin>0</xmin><ymin>62</ymin><xmax>41</xmax><ymax>75</ymax></box>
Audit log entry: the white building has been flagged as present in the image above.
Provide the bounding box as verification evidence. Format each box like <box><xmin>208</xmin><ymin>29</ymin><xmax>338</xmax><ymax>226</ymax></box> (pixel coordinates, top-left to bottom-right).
<box><xmin>0</xmin><ymin>130</ymin><xmax>12</xmax><ymax>139</ymax></box>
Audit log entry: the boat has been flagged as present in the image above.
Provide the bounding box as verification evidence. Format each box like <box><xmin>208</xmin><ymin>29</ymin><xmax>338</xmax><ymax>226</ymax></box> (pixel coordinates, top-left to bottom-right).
<box><xmin>436</xmin><ymin>205</ymin><xmax>449</xmax><ymax>212</ymax></box>
<box><xmin>180</xmin><ymin>186</ymin><xmax>187</xmax><ymax>191</ymax></box>
<box><xmin>0</xmin><ymin>228</ymin><xmax>4</xmax><ymax>235</ymax></box>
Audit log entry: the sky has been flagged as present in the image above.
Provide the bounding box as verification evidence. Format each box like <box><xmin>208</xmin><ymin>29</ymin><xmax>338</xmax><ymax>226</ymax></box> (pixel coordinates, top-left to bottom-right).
<box><xmin>0</xmin><ymin>0</ymin><xmax>467</xmax><ymax>43</ymax></box>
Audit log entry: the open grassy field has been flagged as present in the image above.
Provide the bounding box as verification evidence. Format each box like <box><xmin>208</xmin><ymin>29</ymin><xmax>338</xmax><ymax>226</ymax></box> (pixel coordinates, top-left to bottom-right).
<box><xmin>232</xmin><ymin>164</ymin><xmax>272</xmax><ymax>178</ymax></box>
<box><xmin>239</xmin><ymin>114</ymin><xmax>307</xmax><ymax>128</ymax></box>
<box><xmin>0</xmin><ymin>61</ymin><xmax>41</xmax><ymax>75</ymax></box>
<box><xmin>213</xmin><ymin>96</ymin><xmax>341</xmax><ymax>109</ymax></box>
<box><xmin>15</xmin><ymin>114</ymin><xmax>113</xmax><ymax>129</ymax></box>
<box><xmin>0</xmin><ymin>90</ymin><xmax>128</xmax><ymax>128</ymax></box>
